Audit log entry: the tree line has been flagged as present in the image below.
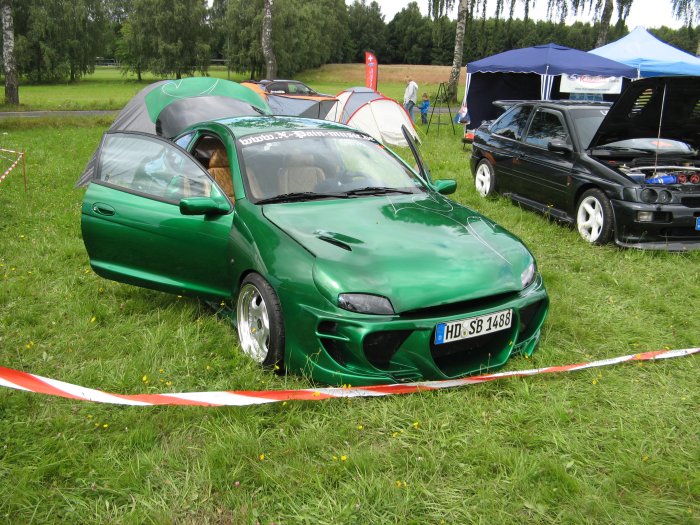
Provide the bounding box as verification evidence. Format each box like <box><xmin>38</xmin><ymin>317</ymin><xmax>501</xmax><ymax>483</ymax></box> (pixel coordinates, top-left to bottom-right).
<box><xmin>1</xmin><ymin>0</ymin><xmax>699</xmax><ymax>99</ymax></box>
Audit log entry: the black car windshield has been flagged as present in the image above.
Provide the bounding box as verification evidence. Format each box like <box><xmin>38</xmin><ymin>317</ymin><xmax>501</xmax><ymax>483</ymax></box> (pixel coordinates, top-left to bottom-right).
<box><xmin>237</xmin><ymin>130</ymin><xmax>426</xmax><ymax>202</ymax></box>
<box><xmin>569</xmin><ymin>108</ymin><xmax>608</xmax><ymax>148</ymax></box>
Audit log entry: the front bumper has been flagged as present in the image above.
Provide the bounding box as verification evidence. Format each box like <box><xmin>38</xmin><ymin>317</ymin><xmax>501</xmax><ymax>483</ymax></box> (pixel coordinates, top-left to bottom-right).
<box><xmin>285</xmin><ymin>275</ymin><xmax>549</xmax><ymax>386</ymax></box>
<box><xmin>611</xmin><ymin>199</ymin><xmax>700</xmax><ymax>251</ymax></box>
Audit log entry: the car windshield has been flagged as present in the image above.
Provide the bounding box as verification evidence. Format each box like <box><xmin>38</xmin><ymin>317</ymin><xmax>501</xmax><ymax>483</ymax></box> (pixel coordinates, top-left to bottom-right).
<box><xmin>237</xmin><ymin>129</ymin><xmax>426</xmax><ymax>202</ymax></box>
<box><xmin>569</xmin><ymin>108</ymin><xmax>608</xmax><ymax>148</ymax></box>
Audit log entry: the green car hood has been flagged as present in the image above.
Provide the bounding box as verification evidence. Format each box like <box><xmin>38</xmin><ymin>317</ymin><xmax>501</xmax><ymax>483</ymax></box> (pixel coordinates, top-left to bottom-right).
<box><xmin>263</xmin><ymin>194</ymin><xmax>533</xmax><ymax>313</ymax></box>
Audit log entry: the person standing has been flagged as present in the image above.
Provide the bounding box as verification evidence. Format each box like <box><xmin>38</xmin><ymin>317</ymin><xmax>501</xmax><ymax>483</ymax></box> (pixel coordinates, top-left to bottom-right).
<box><xmin>403</xmin><ymin>77</ymin><xmax>418</xmax><ymax>122</ymax></box>
<box><xmin>420</xmin><ymin>93</ymin><xmax>430</xmax><ymax>125</ymax></box>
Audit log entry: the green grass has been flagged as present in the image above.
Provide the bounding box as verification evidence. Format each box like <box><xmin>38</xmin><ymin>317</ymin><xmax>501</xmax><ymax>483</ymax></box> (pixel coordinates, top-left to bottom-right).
<box><xmin>0</xmin><ymin>118</ymin><xmax>699</xmax><ymax>524</ymax></box>
<box><xmin>0</xmin><ymin>66</ymin><xmax>463</xmax><ymax>112</ymax></box>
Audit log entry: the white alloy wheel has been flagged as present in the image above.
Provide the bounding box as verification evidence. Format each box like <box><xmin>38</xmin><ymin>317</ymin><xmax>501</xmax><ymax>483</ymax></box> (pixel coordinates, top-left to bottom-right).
<box><xmin>237</xmin><ymin>283</ymin><xmax>272</xmax><ymax>364</ymax></box>
<box><xmin>475</xmin><ymin>160</ymin><xmax>495</xmax><ymax>197</ymax></box>
<box><xmin>577</xmin><ymin>195</ymin><xmax>604</xmax><ymax>242</ymax></box>
<box><xmin>576</xmin><ymin>189</ymin><xmax>613</xmax><ymax>244</ymax></box>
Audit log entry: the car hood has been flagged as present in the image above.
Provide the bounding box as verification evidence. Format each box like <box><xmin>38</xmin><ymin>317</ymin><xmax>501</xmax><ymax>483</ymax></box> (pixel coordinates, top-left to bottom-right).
<box><xmin>262</xmin><ymin>194</ymin><xmax>533</xmax><ymax>313</ymax></box>
<box><xmin>588</xmin><ymin>76</ymin><xmax>700</xmax><ymax>150</ymax></box>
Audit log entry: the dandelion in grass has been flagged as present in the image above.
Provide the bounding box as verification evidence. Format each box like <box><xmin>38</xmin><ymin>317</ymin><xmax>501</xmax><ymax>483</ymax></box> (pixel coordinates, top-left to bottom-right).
<box><xmin>412</xmin><ymin>421</ymin><xmax>420</xmax><ymax>429</ymax></box>
<box><xmin>142</xmin><ymin>375</ymin><xmax>149</xmax><ymax>384</ymax></box>
<box><xmin>340</xmin><ymin>455</ymin><xmax>347</xmax><ymax>461</ymax></box>
<box><xmin>356</xmin><ymin>424</ymin><xmax>364</xmax><ymax>430</ymax></box>
<box><xmin>259</xmin><ymin>454</ymin><xmax>265</xmax><ymax>461</ymax></box>
<box><xmin>395</xmin><ymin>480</ymin><xmax>406</xmax><ymax>488</ymax></box>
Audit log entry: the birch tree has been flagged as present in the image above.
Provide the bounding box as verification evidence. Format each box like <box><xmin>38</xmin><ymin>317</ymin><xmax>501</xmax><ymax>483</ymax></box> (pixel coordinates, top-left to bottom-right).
<box><xmin>1</xmin><ymin>0</ymin><xmax>18</xmax><ymax>105</ymax></box>
<box><xmin>262</xmin><ymin>0</ymin><xmax>277</xmax><ymax>78</ymax></box>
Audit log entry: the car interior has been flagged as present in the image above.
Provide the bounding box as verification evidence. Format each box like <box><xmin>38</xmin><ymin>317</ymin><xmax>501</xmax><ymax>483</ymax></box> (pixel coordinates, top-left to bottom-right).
<box><xmin>191</xmin><ymin>135</ymin><xmax>235</xmax><ymax>201</ymax></box>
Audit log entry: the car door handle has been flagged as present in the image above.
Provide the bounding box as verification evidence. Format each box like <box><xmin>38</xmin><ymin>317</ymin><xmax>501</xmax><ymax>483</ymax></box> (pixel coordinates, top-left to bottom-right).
<box><xmin>92</xmin><ymin>203</ymin><xmax>115</xmax><ymax>216</ymax></box>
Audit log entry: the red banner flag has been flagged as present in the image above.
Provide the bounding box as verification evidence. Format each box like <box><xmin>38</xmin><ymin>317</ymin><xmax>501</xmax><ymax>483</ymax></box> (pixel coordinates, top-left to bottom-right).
<box><xmin>365</xmin><ymin>51</ymin><xmax>378</xmax><ymax>91</ymax></box>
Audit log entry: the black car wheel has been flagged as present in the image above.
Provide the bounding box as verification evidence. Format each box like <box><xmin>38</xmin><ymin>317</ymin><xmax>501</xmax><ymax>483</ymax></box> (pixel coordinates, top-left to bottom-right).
<box><xmin>236</xmin><ymin>273</ymin><xmax>285</xmax><ymax>369</ymax></box>
<box><xmin>576</xmin><ymin>189</ymin><xmax>614</xmax><ymax>244</ymax></box>
<box><xmin>474</xmin><ymin>159</ymin><xmax>496</xmax><ymax>197</ymax></box>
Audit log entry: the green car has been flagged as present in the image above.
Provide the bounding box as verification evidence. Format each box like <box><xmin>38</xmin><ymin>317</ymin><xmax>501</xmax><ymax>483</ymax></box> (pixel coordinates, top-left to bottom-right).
<box><xmin>80</xmin><ymin>85</ymin><xmax>548</xmax><ymax>385</ymax></box>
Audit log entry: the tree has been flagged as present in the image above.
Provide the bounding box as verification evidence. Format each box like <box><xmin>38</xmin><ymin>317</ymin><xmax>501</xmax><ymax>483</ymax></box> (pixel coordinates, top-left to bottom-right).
<box><xmin>546</xmin><ymin>0</ymin><xmax>634</xmax><ymax>47</ymax></box>
<box><xmin>262</xmin><ymin>0</ymin><xmax>277</xmax><ymax>78</ymax></box>
<box><xmin>428</xmin><ymin>0</ymin><xmax>455</xmax><ymax>19</ymax></box>
<box><xmin>347</xmin><ymin>0</ymin><xmax>387</xmax><ymax>62</ymax></box>
<box><xmin>149</xmin><ymin>0</ymin><xmax>210</xmax><ymax>79</ymax></box>
<box><xmin>1</xmin><ymin>0</ymin><xmax>18</xmax><ymax>105</ymax></box>
<box><xmin>447</xmin><ymin>0</ymin><xmax>470</xmax><ymax>101</ymax></box>
<box><xmin>386</xmin><ymin>2</ymin><xmax>432</xmax><ymax>64</ymax></box>
<box><xmin>13</xmin><ymin>0</ymin><xmax>106</xmax><ymax>82</ymax></box>
<box><xmin>671</xmin><ymin>0</ymin><xmax>700</xmax><ymax>53</ymax></box>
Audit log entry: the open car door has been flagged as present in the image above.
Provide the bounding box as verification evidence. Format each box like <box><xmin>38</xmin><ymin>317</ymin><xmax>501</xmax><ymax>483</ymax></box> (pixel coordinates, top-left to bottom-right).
<box><xmin>402</xmin><ymin>124</ymin><xmax>432</xmax><ymax>184</ymax></box>
<box><xmin>81</xmin><ymin>132</ymin><xmax>234</xmax><ymax>299</ymax></box>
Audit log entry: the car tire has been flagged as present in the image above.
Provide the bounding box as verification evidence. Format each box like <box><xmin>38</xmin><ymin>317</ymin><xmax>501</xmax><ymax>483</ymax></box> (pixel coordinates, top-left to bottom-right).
<box><xmin>474</xmin><ymin>159</ymin><xmax>497</xmax><ymax>197</ymax></box>
<box><xmin>576</xmin><ymin>188</ymin><xmax>614</xmax><ymax>245</ymax></box>
<box><xmin>236</xmin><ymin>273</ymin><xmax>285</xmax><ymax>370</ymax></box>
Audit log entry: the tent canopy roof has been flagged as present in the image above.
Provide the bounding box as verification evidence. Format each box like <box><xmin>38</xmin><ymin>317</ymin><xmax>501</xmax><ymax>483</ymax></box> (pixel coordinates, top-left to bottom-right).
<box><xmin>590</xmin><ymin>26</ymin><xmax>700</xmax><ymax>77</ymax></box>
<box><xmin>468</xmin><ymin>43</ymin><xmax>637</xmax><ymax>78</ymax></box>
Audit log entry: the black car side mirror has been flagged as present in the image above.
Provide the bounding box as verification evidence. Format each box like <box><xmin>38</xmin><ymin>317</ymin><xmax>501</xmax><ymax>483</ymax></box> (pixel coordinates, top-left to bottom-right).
<box><xmin>548</xmin><ymin>140</ymin><xmax>574</xmax><ymax>156</ymax></box>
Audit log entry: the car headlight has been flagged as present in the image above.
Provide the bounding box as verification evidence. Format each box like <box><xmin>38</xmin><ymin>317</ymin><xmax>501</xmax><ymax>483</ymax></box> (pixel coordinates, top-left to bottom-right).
<box><xmin>521</xmin><ymin>262</ymin><xmax>537</xmax><ymax>289</ymax></box>
<box><xmin>338</xmin><ymin>293</ymin><xmax>395</xmax><ymax>315</ymax></box>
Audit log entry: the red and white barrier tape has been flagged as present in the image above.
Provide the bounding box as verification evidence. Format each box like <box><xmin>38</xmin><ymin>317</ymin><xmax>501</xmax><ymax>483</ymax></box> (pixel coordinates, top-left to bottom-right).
<box><xmin>0</xmin><ymin>148</ymin><xmax>23</xmax><ymax>184</ymax></box>
<box><xmin>0</xmin><ymin>347</ymin><xmax>697</xmax><ymax>407</ymax></box>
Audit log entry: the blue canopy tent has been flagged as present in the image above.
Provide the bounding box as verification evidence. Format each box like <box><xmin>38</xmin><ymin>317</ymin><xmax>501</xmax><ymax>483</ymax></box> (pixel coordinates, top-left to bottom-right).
<box><xmin>463</xmin><ymin>43</ymin><xmax>637</xmax><ymax>129</ymax></box>
<box><xmin>590</xmin><ymin>26</ymin><xmax>700</xmax><ymax>78</ymax></box>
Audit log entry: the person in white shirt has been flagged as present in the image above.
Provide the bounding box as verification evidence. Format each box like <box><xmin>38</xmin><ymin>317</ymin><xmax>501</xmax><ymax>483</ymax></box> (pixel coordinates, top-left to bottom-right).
<box><xmin>403</xmin><ymin>77</ymin><xmax>418</xmax><ymax>122</ymax></box>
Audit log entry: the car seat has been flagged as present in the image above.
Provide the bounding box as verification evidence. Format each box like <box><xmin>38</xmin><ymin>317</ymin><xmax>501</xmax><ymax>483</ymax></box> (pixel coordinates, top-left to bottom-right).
<box><xmin>280</xmin><ymin>153</ymin><xmax>325</xmax><ymax>193</ymax></box>
<box><xmin>208</xmin><ymin>147</ymin><xmax>234</xmax><ymax>200</ymax></box>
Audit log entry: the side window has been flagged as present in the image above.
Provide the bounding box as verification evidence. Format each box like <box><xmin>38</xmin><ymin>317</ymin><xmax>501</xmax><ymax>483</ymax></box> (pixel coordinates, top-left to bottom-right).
<box><xmin>97</xmin><ymin>133</ymin><xmax>218</xmax><ymax>203</ymax></box>
<box><xmin>174</xmin><ymin>132</ymin><xmax>196</xmax><ymax>150</ymax></box>
<box><xmin>524</xmin><ymin>110</ymin><xmax>571</xmax><ymax>148</ymax></box>
<box><xmin>490</xmin><ymin>105</ymin><xmax>533</xmax><ymax>141</ymax></box>
<box><xmin>268</xmin><ymin>82</ymin><xmax>287</xmax><ymax>94</ymax></box>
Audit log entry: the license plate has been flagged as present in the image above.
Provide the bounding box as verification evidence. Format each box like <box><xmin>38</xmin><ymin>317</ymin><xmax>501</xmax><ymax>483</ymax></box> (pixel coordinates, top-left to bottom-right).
<box><xmin>696</xmin><ymin>217</ymin><xmax>700</xmax><ymax>231</ymax></box>
<box><xmin>435</xmin><ymin>309</ymin><xmax>512</xmax><ymax>345</ymax></box>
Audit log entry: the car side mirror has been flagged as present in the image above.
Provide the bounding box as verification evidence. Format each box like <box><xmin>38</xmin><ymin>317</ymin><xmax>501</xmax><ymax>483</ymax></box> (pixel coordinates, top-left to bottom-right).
<box><xmin>179</xmin><ymin>197</ymin><xmax>230</xmax><ymax>216</ymax></box>
<box><xmin>548</xmin><ymin>140</ymin><xmax>573</xmax><ymax>156</ymax></box>
<box><xmin>433</xmin><ymin>179</ymin><xmax>457</xmax><ymax>195</ymax></box>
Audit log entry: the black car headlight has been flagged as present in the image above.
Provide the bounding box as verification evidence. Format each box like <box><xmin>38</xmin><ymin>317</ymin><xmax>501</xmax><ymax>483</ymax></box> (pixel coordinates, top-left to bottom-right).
<box><xmin>521</xmin><ymin>262</ymin><xmax>537</xmax><ymax>289</ymax></box>
<box><xmin>338</xmin><ymin>293</ymin><xmax>395</xmax><ymax>315</ymax></box>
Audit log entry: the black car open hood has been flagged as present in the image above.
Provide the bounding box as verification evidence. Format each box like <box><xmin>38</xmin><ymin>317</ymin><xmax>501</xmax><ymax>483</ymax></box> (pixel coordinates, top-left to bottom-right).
<box><xmin>588</xmin><ymin>76</ymin><xmax>700</xmax><ymax>151</ymax></box>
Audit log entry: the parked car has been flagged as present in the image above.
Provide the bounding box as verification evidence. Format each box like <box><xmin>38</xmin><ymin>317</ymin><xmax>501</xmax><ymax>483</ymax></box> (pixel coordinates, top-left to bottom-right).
<box><xmin>248</xmin><ymin>79</ymin><xmax>331</xmax><ymax>98</ymax></box>
<box><xmin>470</xmin><ymin>76</ymin><xmax>700</xmax><ymax>250</ymax></box>
<box><xmin>81</xmin><ymin>117</ymin><xmax>548</xmax><ymax>386</ymax></box>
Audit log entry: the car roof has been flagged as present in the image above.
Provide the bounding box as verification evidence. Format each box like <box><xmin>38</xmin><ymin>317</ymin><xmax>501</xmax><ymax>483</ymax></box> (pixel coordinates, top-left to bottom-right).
<box><xmin>207</xmin><ymin>115</ymin><xmax>360</xmax><ymax>138</ymax></box>
<box><xmin>496</xmin><ymin>99</ymin><xmax>612</xmax><ymax>111</ymax></box>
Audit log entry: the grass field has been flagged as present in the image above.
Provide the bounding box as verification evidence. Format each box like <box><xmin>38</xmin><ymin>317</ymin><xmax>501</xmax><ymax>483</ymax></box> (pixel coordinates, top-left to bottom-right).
<box><xmin>0</xmin><ymin>79</ymin><xmax>699</xmax><ymax>523</ymax></box>
<box><xmin>0</xmin><ymin>65</ymin><xmax>465</xmax><ymax>112</ymax></box>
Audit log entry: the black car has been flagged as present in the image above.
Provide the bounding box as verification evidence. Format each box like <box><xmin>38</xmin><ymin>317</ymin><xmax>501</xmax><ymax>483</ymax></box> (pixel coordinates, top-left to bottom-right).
<box><xmin>470</xmin><ymin>77</ymin><xmax>700</xmax><ymax>251</ymax></box>
<box><xmin>255</xmin><ymin>79</ymin><xmax>330</xmax><ymax>97</ymax></box>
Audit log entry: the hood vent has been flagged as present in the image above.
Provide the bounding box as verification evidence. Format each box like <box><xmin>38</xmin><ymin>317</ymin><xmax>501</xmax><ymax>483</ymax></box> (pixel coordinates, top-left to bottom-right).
<box><xmin>313</xmin><ymin>229</ymin><xmax>364</xmax><ymax>251</ymax></box>
<box><xmin>316</xmin><ymin>233</ymin><xmax>352</xmax><ymax>251</ymax></box>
